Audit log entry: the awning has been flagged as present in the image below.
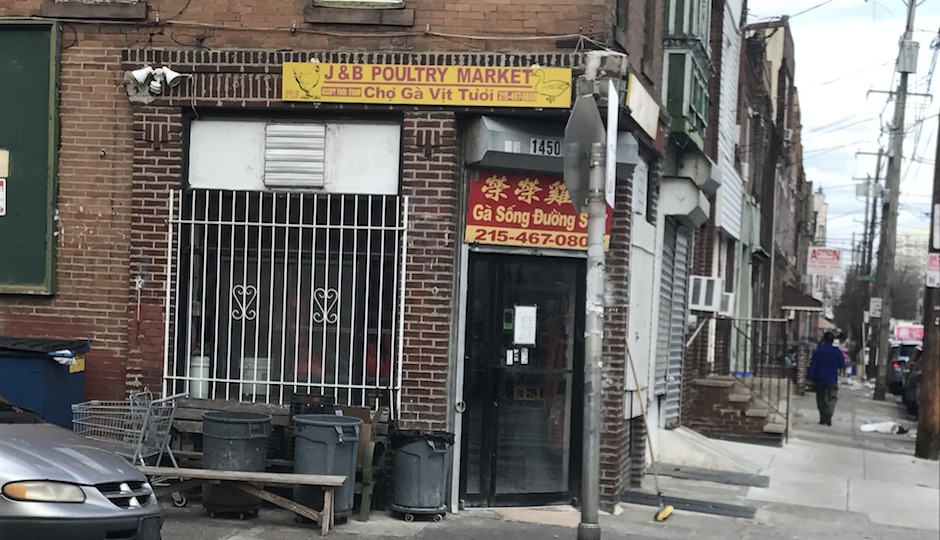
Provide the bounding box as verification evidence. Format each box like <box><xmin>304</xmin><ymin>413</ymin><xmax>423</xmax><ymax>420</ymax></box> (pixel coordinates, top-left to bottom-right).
<box><xmin>817</xmin><ymin>317</ymin><xmax>837</xmax><ymax>330</ymax></box>
<box><xmin>781</xmin><ymin>286</ymin><xmax>823</xmax><ymax>312</ymax></box>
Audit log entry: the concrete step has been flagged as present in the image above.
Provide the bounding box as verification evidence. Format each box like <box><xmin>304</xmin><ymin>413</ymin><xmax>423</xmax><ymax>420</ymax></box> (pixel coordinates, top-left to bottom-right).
<box><xmin>768</xmin><ymin>413</ymin><xmax>786</xmax><ymax>424</ymax></box>
<box><xmin>745</xmin><ymin>408</ymin><xmax>770</xmax><ymax>418</ymax></box>
<box><xmin>694</xmin><ymin>377</ymin><xmax>736</xmax><ymax>388</ymax></box>
<box><xmin>728</xmin><ymin>393</ymin><xmax>751</xmax><ymax>403</ymax></box>
<box><xmin>763</xmin><ymin>422</ymin><xmax>786</xmax><ymax>434</ymax></box>
<box><xmin>655</xmin><ymin>427</ymin><xmax>763</xmax><ymax>474</ymax></box>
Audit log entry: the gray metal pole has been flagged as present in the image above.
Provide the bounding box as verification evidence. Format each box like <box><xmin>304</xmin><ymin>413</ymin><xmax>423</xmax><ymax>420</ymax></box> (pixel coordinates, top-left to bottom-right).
<box><xmin>578</xmin><ymin>141</ymin><xmax>606</xmax><ymax>540</ymax></box>
<box><xmin>874</xmin><ymin>0</ymin><xmax>916</xmax><ymax>401</ymax></box>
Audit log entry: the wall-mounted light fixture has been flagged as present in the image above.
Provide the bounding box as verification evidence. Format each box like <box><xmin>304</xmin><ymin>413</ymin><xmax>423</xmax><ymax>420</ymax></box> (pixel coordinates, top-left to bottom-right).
<box><xmin>124</xmin><ymin>65</ymin><xmax>189</xmax><ymax>102</ymax></box>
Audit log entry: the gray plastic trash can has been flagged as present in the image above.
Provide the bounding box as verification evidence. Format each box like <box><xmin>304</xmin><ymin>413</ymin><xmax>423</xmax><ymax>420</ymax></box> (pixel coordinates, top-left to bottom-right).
<box><xmin>390</xmin><ymin>430</ymin><xmax>454</xmax><ymax>521</ymax></box>
<box><xmin>293</xmin><ymin>414</ymin><xmax>362</xmax><ymax>519</ymax></box>
<box><xmin>202</xmin><ymin>411</ymin><xmax>272</xmax><ymax>517</ymax></box>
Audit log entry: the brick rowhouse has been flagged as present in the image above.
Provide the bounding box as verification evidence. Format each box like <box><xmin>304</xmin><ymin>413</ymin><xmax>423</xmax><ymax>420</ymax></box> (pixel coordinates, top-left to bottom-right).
<box><xmin>0</xmin><ymin>0</ymin><xmax>669</xmax><ymax>511</ymax></box>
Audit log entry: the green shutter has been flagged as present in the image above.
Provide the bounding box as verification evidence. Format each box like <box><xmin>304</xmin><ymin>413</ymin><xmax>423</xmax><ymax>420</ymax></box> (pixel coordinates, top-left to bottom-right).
<box><xmin>0</xmin><ymin>22</ymin><xmax>59</xmax><ymax>295</ymax></box>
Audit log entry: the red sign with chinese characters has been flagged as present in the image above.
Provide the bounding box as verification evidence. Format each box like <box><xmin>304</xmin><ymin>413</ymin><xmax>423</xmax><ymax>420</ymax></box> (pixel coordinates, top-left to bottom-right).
<box><xmin>465</xmin><ymin>170</ymin><xmax>612</xmax><ymax>251</ymax></box>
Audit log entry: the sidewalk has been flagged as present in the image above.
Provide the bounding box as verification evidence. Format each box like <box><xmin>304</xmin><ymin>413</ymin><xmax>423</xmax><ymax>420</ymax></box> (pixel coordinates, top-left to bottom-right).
<box><xmin>652</xmin><ymin>379</ymin><xmax>940</xmax><ymax>537</ymax></box>
<box><xmin>160</xmin><ymin>381</ymin><xmax>939</xmax><ymax>540</ymax></box>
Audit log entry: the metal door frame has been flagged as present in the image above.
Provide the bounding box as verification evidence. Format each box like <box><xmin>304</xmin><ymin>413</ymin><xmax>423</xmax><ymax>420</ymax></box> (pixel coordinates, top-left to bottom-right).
<box><xmin>458</xmin><ymin>251</ymin><xmax>585</xmax><ymax>508</ymax></box>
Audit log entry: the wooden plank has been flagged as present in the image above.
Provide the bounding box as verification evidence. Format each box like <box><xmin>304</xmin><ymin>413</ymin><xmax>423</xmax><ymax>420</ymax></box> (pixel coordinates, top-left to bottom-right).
<box><xmin>174</xmin><ymin>398</ymin><xmax>291</xmax><ymax>427</ymax></box>
<box><xmin>39</xmin><ymin>0</ymin><xmax>147</xmax><ymax>20</ymax></box>
<box><xmin>227</xmin><ymin>482</ymin><xmax>323</xmax><ymax>525</ymax></box>
<box><xmin>303</xmin><ymin>6</ymin><xmax>415</xmax><ymax>27</ymax></box>
<box><xmin>172</xmin><ymin>419</ymin><xmax>204</xmax><ymax>434</ymax></box>
<box><xmin>322</xmin><ymin>489</ymin><xmax>333</xmax><ymax>536</ymax></box>
<box><xmin>138</xmin><ymin>466</ymin><xmax>345</xmax><ymax>487</ymax></box>
<box><xmin>171</xmin><ymin>449</ymin><xmax>295</xmax><ymax>469</ymax></box>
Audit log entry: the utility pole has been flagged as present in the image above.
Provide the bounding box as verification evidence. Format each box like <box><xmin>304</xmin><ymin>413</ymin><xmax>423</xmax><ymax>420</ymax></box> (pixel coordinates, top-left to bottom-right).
<box><xmin>852</xmin><ymin>232</ymin><xmax>857</xmax><ymax>270</ymax></box>
<box><xmin>916</xmin><ymin>113</ymin><xmax>940</xmax><ymax>460</ymax></box>
<box><xmin>866</xmin><ymin>151</ymin><xmax>883</xmax><ymax>273</ymax></box>
<box><xmin>857</xmin><ymin>149</ymin><xmax>884</xmax><ymax>379</ymax></box>
<box><xmin>874</xmin><ymin>0</ymin><xmax>917</xmax><ymax>401</ymax></box>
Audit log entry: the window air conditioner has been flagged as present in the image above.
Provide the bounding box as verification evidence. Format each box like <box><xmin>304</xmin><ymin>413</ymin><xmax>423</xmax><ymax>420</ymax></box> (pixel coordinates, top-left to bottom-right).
<box><xmin>689</xmin><ymin>276</ymin><xmax>723</xmax><ymax>312</ymax></box>
<box><xmin>719</xmin><ymin>292</ymin><xmax>734</xmax><ymax>317</ymax></box>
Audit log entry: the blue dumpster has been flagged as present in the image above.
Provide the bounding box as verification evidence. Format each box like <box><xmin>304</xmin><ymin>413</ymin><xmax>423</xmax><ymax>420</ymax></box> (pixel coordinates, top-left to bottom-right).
<box><xmin>0</xmin><ymin>336</ymin><xmax>89</xmax><ymax>429</ymax></box>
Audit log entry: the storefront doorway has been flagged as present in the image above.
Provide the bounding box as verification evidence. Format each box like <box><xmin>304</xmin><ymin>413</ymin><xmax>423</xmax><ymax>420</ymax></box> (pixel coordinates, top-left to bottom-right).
<box><xmin>460</xmin><ymin>253</ymin><xmax>584</xmax><ymax>506</ymax></box>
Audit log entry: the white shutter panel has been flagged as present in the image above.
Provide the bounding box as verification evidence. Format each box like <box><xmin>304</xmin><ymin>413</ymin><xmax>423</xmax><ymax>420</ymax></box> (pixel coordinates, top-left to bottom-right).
<box><xmin>263</xmin><ymin>123</ymin><xmax>326</xmax><ymax>188</ymax></box>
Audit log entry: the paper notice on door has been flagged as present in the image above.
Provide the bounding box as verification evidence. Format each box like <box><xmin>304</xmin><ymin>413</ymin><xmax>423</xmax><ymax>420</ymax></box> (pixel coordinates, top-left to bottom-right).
<box><xmin>0</xmin><ymin>178</ymin><xmax>6</xmax><ymax>217</ymax></box>
<box><xmin>513</xmin><ymin>305</ymin><xmax>537</xmax><ymax>345</ymax></box>
<box><xmin>520</xmin><ymin>347</ymin><xmax>529</xmax><ymax>365</ymax></box>
<box><xmin>506</xmin><ymin>349</ymin><xmax>514</xmax><ymax>366</ymax></box>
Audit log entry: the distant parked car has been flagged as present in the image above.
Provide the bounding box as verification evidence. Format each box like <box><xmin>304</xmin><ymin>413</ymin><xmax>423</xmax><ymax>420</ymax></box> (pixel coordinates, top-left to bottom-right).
<box><xmin>0</xmin><ymin>395</ymin><xmax>163</xmax><ymax>540</ymax></box>
<box><xmin>902</xmin><ymin>346</ymin><xmax>923</xmax><ymax>416</ymax></box>
<box><xmin>886</xmin><ymin>340</ymin><xmax>921</xmax><ymax>395</ymax></box>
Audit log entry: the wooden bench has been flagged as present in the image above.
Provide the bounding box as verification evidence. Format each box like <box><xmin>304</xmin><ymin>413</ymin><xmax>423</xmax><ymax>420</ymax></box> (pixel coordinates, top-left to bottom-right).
<box><xmin>168</xmin><ymin>399</ymin><xmax>390</xmax><ymax>521</ymax></box>
<box><xmin>139</xmin><ymin>466</ymin><xmax>345</xmax><ymax>536</ymax></box>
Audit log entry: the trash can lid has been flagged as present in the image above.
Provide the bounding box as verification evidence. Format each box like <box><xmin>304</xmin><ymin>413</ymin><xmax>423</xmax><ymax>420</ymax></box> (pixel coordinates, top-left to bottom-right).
<box><xmin>203</xmin><ymin>411</ymin><xmax>273</xmax><ymax>423</ymax></box>
<box><xmin>0</xmin><ymin>336</ymin><xmax>91</xmax><ymax>357</ymax></box>
<box><xmin>293</xmin><ymin>414</ymin><xmax>363</xmax><ymax>427</ymax></box>
<box><xmin>391</xmin><ymin>429</ymin><xmax>455</xmax><ymax>448</ymax></box>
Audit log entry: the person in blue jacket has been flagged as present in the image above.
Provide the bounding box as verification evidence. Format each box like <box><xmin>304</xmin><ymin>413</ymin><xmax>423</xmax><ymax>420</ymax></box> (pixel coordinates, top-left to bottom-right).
<box><xmin>807</xmin><ymin>331</ymin><xmax>846</xmax><ymax>426</ymax></box>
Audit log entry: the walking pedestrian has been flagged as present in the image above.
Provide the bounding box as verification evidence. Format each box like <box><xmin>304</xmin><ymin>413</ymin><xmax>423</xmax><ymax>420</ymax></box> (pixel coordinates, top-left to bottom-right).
<box><xmin>807</xmin><ymin>331</ymin><xmax>845</xmax><ymax>426</ymax></box>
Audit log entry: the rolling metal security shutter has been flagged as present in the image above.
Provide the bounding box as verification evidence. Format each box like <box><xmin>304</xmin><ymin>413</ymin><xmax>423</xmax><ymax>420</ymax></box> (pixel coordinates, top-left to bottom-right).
<box><xmin>263</xmin><ymin>123</ymin><xmax>326</xmax><ymax>188</ymax></box>
<box><xmin>663</xmin><ymin>226</ymin><xmax>690</xmax><ymax>427</ymax></box>
<box><xmin>653</xmin><ymin>220</ymin><xmax>677</xmax><ymax>398</ymax></box>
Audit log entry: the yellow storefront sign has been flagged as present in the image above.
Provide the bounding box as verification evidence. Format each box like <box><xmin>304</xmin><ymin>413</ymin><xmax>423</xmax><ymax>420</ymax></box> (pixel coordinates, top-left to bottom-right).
<box><xmin>282</xmin><ymin>63</ymin><xmax>572</xmax><ymax>108</ymax></box>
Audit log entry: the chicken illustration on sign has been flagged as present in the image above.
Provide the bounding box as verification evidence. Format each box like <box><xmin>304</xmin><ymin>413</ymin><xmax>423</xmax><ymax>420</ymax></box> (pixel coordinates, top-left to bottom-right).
<box><xmin>282</xmin><ymin>63</ymin><xmax>572</xmax><ymax>108</ymax></box>
<box><xmin>466</xmin><ymin>171</ymin><xmax>611</xmax><ymax>251</ymax></box>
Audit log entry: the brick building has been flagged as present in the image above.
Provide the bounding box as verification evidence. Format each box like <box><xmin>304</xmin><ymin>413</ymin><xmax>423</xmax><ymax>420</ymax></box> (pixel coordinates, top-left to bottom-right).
<box><xmin>0</xmin><ymin>0</ymin><xmax>669</xmax><ymax>510</ymax></box>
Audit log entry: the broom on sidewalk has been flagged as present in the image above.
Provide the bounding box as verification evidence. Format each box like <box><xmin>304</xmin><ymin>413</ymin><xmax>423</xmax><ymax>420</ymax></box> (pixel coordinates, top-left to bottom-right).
<box><xmin>625</xmin><ymin>339</ymin><xmax>675</xmax><ymax>522</ymax></box>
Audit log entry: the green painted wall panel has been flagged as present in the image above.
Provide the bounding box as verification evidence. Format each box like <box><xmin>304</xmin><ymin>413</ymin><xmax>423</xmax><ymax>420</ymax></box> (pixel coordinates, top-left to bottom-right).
<box><xmin>0</xmin><ymin>23</ymin><xmax>58</xmax><ymax>295</ymax></box>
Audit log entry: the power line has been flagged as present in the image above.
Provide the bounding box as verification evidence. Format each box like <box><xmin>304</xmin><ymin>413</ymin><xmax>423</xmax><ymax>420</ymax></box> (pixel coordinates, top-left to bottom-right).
<box><xmin>789</xmin><ymin>0</ymin><xmax>837</xmax><ymax>19</ymax></box>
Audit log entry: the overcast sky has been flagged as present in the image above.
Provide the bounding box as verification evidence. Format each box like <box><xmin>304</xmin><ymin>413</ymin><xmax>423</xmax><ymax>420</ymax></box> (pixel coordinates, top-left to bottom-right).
<box><xmin>749</xmin><ymin>0</ymin><xmax>940</xmax><ymax>265</ymax></box>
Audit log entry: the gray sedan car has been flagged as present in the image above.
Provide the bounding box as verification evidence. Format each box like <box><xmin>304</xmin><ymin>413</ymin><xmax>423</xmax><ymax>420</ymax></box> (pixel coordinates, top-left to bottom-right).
<box><xmin>0</xmin><ymin>396</ymin><xmax>163</xmax><ymax>540</ymax></box>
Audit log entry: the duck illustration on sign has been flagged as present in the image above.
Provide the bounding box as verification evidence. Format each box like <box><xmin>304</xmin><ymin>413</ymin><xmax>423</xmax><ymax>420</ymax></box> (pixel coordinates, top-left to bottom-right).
<box><xmin>532</xmin><ymin>69</ymin><xmax>571</xmax><ymax>103</ymax></box>
<box><xmin>292</xmin><ymin>64</ymin><xmax>321</xmax><ymax>99</ymax></box>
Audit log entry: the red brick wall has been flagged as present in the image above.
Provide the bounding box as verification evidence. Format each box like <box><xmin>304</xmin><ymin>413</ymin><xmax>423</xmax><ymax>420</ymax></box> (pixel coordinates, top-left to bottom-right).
<box><xmin>0</xmin><ymin>44</ymin><xmax>133</xmax><ymax>400</ymax></box>
<box><xmin>127</xmin><ymin>106</ymin><xmax>183</xmax><ymax>393</ymax></box>
<box><xmin>681</xmin><ymin>198</ymin><xmax>716</xmax><ymax>422</ymax></box>
<box><xmin>398</xmin><ymin>111</ymin><xmax>458</xmax><ymax>430</ymax></box>
<box><xmin>0</xmin><ymin>8</ymin><xmax>654</xmax><ymax>503</ymax></box>
<box><xmin>705</xmin><ymin>0</ymin><xmax>725</xmax><ymax>162</ymax></box>
<box><xmin>0</xmin><ymin>0</ymin><xmax>611</xmax><ymax>53</ymax></box>
<box><xmin>682</xmin><ymin>381</ymin><xmax>780</xmax><ymax>443</ymax></box>
<box><xmin>616</xmin><ymin>0</ymin><xmax>665</xmax><ymax>97</ymax></box>
<box><xmin>601</xmin><ymin>169</ymin><xmax>632</xmax><ymax>508</ymax></box>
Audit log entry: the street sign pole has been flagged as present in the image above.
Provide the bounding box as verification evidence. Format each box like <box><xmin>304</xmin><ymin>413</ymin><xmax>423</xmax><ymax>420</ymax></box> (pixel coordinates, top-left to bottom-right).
<box><xmin>579</xmin><ymin>141</ymin><xmax>606</xmax><ymax>540</ymax></box>
<box><xmin>564</xmin><ymin>93</ymin><xmax>608</xmax><ymax>540</ymax></box>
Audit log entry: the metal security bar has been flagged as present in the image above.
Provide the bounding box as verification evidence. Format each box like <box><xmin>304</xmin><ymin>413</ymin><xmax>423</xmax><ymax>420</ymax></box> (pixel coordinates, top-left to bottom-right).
<box><xmin>164</xmin><ymin>189</ymin><xmax>408</xmax><ymax>417</ymax></box>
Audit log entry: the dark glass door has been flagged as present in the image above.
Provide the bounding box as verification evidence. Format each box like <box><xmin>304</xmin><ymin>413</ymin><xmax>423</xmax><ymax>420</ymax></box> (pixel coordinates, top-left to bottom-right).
<box><xmin>460</xmin><ymin>253</ymin><xmax>584</xmax><ymax>506</ymax></box>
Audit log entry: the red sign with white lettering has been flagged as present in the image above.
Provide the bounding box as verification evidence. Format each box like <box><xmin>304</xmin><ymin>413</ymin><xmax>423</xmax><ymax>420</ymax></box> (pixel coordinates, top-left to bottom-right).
<box><xmin>465</xmin><ymin>171</ymin><xmax>611</xmax><ymax>251</ymax></box>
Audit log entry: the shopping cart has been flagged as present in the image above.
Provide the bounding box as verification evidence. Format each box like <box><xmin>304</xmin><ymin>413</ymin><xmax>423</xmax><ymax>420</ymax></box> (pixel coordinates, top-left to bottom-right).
<box><xmin>72</xmin><ymin>392</ymin><xmax>189</xmax><ymax>506</ymax></box>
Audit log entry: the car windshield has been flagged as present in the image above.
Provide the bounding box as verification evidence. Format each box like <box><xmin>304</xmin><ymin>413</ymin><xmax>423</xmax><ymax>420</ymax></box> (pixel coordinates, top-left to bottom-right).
<box><xmin>897</xmin><ymin>345</ymin><xmax>918</xmax><ymax>359</ymax></box>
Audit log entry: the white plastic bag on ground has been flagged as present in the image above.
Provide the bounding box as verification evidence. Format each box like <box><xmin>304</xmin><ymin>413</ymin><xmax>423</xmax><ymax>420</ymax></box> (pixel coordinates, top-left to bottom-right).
<box><xmin>860</xmin><ymin>421</ymin><xmax>899</xmax><ymax>434</ymax></box>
